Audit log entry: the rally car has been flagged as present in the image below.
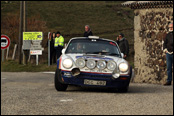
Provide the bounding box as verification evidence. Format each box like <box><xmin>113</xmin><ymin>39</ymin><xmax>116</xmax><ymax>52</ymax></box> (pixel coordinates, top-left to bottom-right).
<box><xmin>54</xmin><ymin>36</ymin><xmax>132</xmax><ymax>92</ymax></box>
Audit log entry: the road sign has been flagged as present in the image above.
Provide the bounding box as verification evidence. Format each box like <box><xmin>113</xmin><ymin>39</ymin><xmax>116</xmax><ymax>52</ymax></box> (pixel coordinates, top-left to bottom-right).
<box><xmin>30</xmin><ymin>50</ymin><xmax>42</xmax><ymax>65</ymax></box>
<box><xmin>22</xmin><ymin>40</ymin><xmax>31</xmax><ymax>50</ymax></box>
<box><xmin>23</xmin><ymin>32</ymin><xmax>43</xmax><ymax>50</ymax></box>
<box><xmin>23</xmin><ymin>32</ymin><xmax>44</xmax><ymax>65</ymax></box>
<box><xmin>30</xmin><ymin>50</ymin><xmax>42</xmax><ymax>55</ymax></box>
<box><xmin>23</xmin><ymin>32</ymin><xmax>43</xmax><ymax>40</ymax></box>
<box><xmin>1</xmin><ymin>35</ymin><xmax>10</xmax><ymax>49</ymax></box>
<box><xmin>30</xmin><ymin>40</ymin><xmax>44</xmax><ymax>50</ymax></box>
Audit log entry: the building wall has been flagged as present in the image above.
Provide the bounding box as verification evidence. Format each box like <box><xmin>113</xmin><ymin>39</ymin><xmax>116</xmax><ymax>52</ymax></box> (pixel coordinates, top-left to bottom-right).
<box><xmin>133</xmin><ymin>8</ymin><xmax>173</xmax><ymax>84</ymax></box>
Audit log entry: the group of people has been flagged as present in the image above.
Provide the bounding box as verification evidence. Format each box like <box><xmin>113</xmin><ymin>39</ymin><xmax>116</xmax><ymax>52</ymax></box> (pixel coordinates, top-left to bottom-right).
<box><xmin>48</xmin><ymin>25</ymin><xmax>93</xmax><ymax>65</ymax></box>
<box><xmin>48</xmin><ymin>31</ymin><xmax>64</xmax><ymax>65</ymax></box>
<box><xmin>48</xmin><ymin>23</ymin><xmax>173</xmax><ymax>86</ymax></box>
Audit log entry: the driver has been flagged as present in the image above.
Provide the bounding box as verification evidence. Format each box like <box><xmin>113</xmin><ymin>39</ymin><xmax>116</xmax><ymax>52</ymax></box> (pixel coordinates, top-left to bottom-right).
<box><xmin>76</xmin><ymin>43</ymin><xmax>84</xmax><ymax>53</ymax></box>
<box><xmin>69</xmin><ymin>43</ymin><xmax>84</xmax><ymax>53</ymax></box>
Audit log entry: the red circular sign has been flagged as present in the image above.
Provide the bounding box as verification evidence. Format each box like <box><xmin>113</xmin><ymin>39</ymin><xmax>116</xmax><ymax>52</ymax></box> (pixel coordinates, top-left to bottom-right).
<box><xmin>1</xmin><ymin>35</ymin><xmax>10</xmax><ymax>49</ymax></box>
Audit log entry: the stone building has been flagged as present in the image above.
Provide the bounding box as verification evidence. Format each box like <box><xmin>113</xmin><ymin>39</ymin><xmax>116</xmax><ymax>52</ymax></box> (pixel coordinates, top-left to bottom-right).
<box><xmin>122</xmin><ymin>1</ymin><xmax>173</xmax><ymax>84</ymax></box>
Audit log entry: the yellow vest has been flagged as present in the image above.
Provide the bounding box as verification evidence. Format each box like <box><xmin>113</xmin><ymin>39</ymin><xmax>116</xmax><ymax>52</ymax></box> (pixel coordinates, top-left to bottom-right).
<box><xmin>54</xmin><ymin>35</ymin><xmax>64</xmax><ymax>47</ymax></box>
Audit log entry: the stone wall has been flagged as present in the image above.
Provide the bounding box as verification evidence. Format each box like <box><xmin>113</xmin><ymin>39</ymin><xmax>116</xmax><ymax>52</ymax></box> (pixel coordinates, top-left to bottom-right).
<box><xmin>133</xmin><ymin>8</ymin><xmax>173</xmax><ymax>84</ymax></box>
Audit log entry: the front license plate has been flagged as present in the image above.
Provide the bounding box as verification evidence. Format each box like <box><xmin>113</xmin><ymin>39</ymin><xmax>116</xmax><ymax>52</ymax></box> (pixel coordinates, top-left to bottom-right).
<box><xmin>84</xmin><ymin>79</ymin><xmax>106</xmax><ymax>86</ymax></box>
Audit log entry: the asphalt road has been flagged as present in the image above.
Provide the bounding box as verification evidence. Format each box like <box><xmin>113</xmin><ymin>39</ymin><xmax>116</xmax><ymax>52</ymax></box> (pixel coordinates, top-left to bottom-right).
<box><xmin>1</xmin><ymin>72</ymin><xmax>173</xmax><ymax>115</ymax></box>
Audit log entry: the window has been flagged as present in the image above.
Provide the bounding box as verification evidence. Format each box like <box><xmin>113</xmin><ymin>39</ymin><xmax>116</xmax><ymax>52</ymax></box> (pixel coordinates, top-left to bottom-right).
<box><xmin>66</xmin><ymin>39</ymin><xmax>121</xmax><ymax>57</ymax></box>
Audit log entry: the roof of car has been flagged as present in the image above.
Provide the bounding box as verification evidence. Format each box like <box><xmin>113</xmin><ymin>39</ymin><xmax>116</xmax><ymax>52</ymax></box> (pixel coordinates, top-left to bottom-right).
<box><xmin>70</xmin><ymin>37</ymin><xmax>116</xmax><ymax>43</ymax></box>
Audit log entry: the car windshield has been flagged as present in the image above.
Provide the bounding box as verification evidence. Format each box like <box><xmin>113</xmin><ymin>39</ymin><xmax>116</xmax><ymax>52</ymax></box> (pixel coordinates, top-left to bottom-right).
<box><xmin>65</xmin><ymin>38</ymin><xmax>121</xmax><ymax>57</ymax></box>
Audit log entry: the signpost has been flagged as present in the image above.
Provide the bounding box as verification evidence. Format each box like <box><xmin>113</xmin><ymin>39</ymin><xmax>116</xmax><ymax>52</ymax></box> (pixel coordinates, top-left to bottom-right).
<box><xmin>30</xmin><ymin>50</ymin><xmax>42</xmax><ymax>65</ymax></box>
<box><xmin>23</xmin><ymin>32</ymin><xmax>44</xmax><ymax>65</ymax></box>
<box><xmin>23</xmin><ymin>32</ymin><xmax>43</xmax><ymax>40</ymax></box>
<box><xmin>1</xmin><ymin>35</ymin><xmax>10</xmax><ymax>50</ymax></box>
<box><xmin>1</xmin><ymin>35</ymin><xmax>10</xmax><ymax>62</ymax></box>
<box><xmin>30</xmin><ymin>50</ymin><xmax>42</xmax><ymax>55</ymax></box>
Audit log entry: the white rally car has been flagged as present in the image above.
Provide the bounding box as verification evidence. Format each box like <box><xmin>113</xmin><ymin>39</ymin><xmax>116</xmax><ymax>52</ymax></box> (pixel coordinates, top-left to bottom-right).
<box><xmin>55</xmin><ymin>36</ymin><xmax>132</xmax><ymax>92</ymax></box>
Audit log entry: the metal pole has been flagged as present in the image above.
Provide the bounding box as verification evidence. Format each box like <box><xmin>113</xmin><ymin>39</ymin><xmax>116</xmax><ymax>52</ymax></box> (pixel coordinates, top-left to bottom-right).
<box><xmin>12</xmin><ymin>44</ymin><xmax>18</xmax><ymax>60</ymax></box>
<box><xmin>2</xmin><ymin>50</ymin><xmax>5</xmax><ymax>62</ymax></box>
<box><xmin>18</xmin><ymin>1</ymin><xmax>24</xmax><ymax>64</ymax></box>
<box><xmin>36</xmin><ymin>55</ymin><xmax>39</xmax><ymax>65</ymax></box>
<box><xmin>6</xmin><ymin>47</ymin><xmax>9</xmax><ymax>59</ymax></box>
<box><xmin>48</xmin><ymin>32</ymin><xmax>50</xmax><ymax>66</ymax></box>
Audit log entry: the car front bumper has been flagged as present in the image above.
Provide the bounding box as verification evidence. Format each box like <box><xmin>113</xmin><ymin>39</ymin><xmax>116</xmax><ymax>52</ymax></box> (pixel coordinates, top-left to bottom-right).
<box><xmin>60</xmin><ymin>70</ymin><xmax>132</xmax><ymax>88</ymax></box>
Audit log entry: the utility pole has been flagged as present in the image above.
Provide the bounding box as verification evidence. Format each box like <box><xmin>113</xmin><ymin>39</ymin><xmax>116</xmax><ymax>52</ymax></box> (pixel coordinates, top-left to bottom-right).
<box><xmin>19</xmin><ymin>1</ymin><xmax>28</xmax><ymax>65</ymax></box>
<box><xmin>23</xmin><ymin>1</ymin><xmax>26</xmax><ymax>32</ymax></box>
<box><xmin>18</xmin><ymin>1</ymin><xmax>24</xmax><ymax>64</ymax></box>
<box><xmin>23</xmin><ymin>1</ymin><xmax>29</xmax><ymax>65</ymax></box>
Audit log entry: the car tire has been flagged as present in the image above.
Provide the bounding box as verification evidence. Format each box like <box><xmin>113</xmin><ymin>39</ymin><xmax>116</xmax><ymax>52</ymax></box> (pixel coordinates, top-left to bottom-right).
<box><xmin>54</xmin><ymin>69</ymin><xmax>68</xmax><ymax>91</ymax></box>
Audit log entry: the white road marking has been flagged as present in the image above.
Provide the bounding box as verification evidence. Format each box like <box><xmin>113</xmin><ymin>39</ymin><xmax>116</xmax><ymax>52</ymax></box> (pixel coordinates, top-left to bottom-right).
<box><xmin>42</xmin><ymin>72</ymin><xmax>55</xmax><ymax>74</ymax></box>
<box><xmin>2</xmin><ymin>78</ymin><xmax>7</xmax><ymax>80</ymax></box>
<box><xmin>60</xmin><ymin>99</ymin><xmax>73</xmax><ymax>102</ymax></box>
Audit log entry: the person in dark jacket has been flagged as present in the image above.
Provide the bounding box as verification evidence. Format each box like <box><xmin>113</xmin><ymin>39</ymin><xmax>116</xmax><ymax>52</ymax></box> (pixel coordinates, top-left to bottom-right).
<box><xmin>116</xmin><ymin>33</ymin><xmax>129</xmax><ymax>59</ymax></box>
<box><xmin>163</xmin><ymin>23</ymin><xmax>173</xmax><ymax>86</ymax></box>
<box><xmin>48</xmin><ymin>32</ymin><xmax>56</xmax><ymax>65</ymax></box>
<box><xmin>84</xmin><ymin>25</ymin><xmax>93</xmax><ymax>37</ymax></box>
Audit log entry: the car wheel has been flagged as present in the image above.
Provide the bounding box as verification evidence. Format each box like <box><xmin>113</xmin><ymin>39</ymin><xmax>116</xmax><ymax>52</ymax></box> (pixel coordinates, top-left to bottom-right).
<box><xmin>54</xmin><ymin>69</ymin><xmax>68</xmax><ymax>91</ymax></box>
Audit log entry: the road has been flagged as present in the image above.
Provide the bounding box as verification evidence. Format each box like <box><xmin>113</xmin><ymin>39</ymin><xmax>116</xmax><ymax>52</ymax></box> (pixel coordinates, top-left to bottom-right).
<box><xmin>1</xmin><ymin>72</ymin><xmax>173</xmax><ymax>115</ymax></box>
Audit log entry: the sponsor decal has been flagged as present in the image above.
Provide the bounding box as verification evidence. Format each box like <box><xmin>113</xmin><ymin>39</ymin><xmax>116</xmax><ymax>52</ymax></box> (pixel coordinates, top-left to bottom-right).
<box><xmin>109</xmin><ymin>42</ymin><xmax>116</xmax><ymax>46</ymax></box>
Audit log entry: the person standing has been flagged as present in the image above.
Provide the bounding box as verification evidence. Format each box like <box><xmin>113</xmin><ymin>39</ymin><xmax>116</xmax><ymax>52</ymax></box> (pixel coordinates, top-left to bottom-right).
<box><xmin>49</xmin><ymin>32</ymin><xmax>56</xmax><ymax>65</ymax></box>
<box><xmin>116</xmin><ymin>33</ymin><xmax>129</xmax><ymax>59</ymax></box>
<box><xmin>163</xmin><ymin>23</ymin><xmax>173</xmax><ymax>86</ymax></box>
<box><xmin>54</xmin><ymin>31</ymin><xmax>64</xmax><ymax>59</ymax></box>
<box><xmin>84</xmin><ymin>25</ymin><xmax>93</xmax><ymax>37</ymax></box>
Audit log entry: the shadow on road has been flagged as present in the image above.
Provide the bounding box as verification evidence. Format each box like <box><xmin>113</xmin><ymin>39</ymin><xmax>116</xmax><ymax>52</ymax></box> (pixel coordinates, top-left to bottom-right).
<box><xmin>128</xmin><ymin>83</ymin><xmax>173</xmax><ymax>94</ymax></box>
<box><xmin>64</xmin><ymin>83</ymin><xmax>173</xmax><ymax>94</ymax></box>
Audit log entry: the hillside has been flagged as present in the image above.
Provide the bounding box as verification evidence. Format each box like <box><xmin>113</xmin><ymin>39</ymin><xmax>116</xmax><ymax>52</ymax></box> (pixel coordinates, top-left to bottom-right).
<box><xmin>1</xmin><ymin>1</ymin><xmax>134</xmax><ymax>64</ymax></box>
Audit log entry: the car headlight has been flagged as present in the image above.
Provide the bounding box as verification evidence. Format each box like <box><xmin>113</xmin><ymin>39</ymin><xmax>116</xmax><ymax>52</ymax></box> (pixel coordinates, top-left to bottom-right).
<box><xmin>107</xmin><ymin>60</ymin><xmax>117</xmax><ymax>71</ymax></box>
<box><xmin>62</xmin><ymin>58</ymin><xmax>73</xmax><ymax>69</ymax></box>
<box><xmin>119</xmin><ymin>63</ymin><xmax>129</xmax><ymax>72</ymax></box>
<box><xmin>97</xmin><ymin>60</ymin><xmax>106</xmax><ymax>70</ymax></box>
<box><xmin>86</xmin><ymin>59</ymin><xmax>96</xmax><ymax>69</ymax></box>
<box><xmin>76</xmin><ymin>58</ymin><xmax>85</xmax><ymax>68</ymax></box>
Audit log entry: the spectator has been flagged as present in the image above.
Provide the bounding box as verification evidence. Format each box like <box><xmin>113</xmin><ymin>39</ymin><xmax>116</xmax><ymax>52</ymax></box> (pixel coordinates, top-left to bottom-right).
<box><xmin>116</xmin><ymin>33</ymin><xmax>129</xmax><ymax>59</ymax></box>
<box><xmin>163</xmin><ymin>23</ymin><xmax>173</xmax><ymax>86</ymax></box>
<box><xmin>54</xmin><ymin>31</ymin><xmax>65</xmax><ymax>59</ymax></box>
<box><xmin>49</xmin><ymin>32</ymin><xmax>56</xmax><ymax>65</ymax></box>
<box><xmin>84</xmin><ymin>25</ymin><xmax>93</xmax><ymax>37</ymax></box>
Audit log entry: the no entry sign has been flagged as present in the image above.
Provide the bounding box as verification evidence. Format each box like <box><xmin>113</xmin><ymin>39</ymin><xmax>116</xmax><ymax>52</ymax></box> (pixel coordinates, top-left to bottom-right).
<box><xmin>1</xmin><ymin>35</ymin><xmax>10</xmax><ymax>49</ymax></box>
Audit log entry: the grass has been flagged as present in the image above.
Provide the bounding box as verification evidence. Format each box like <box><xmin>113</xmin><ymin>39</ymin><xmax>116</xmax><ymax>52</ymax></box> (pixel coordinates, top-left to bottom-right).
<box><xmin>1</xmin><ymin>60</ymin><xmax>57</xmax><ymax>72</ymax></box>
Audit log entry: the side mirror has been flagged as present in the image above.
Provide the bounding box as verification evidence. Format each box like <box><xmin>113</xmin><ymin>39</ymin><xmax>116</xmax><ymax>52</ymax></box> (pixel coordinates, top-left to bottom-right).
<box><xmin>62</xmin><ymin>49</ymin><xmax>65</xmax><ymax>54</ymax></box>
<box><xmin>121</xmin><ymin>53</ymin><xmax>124</xmax><ymax>58</ymax></box>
